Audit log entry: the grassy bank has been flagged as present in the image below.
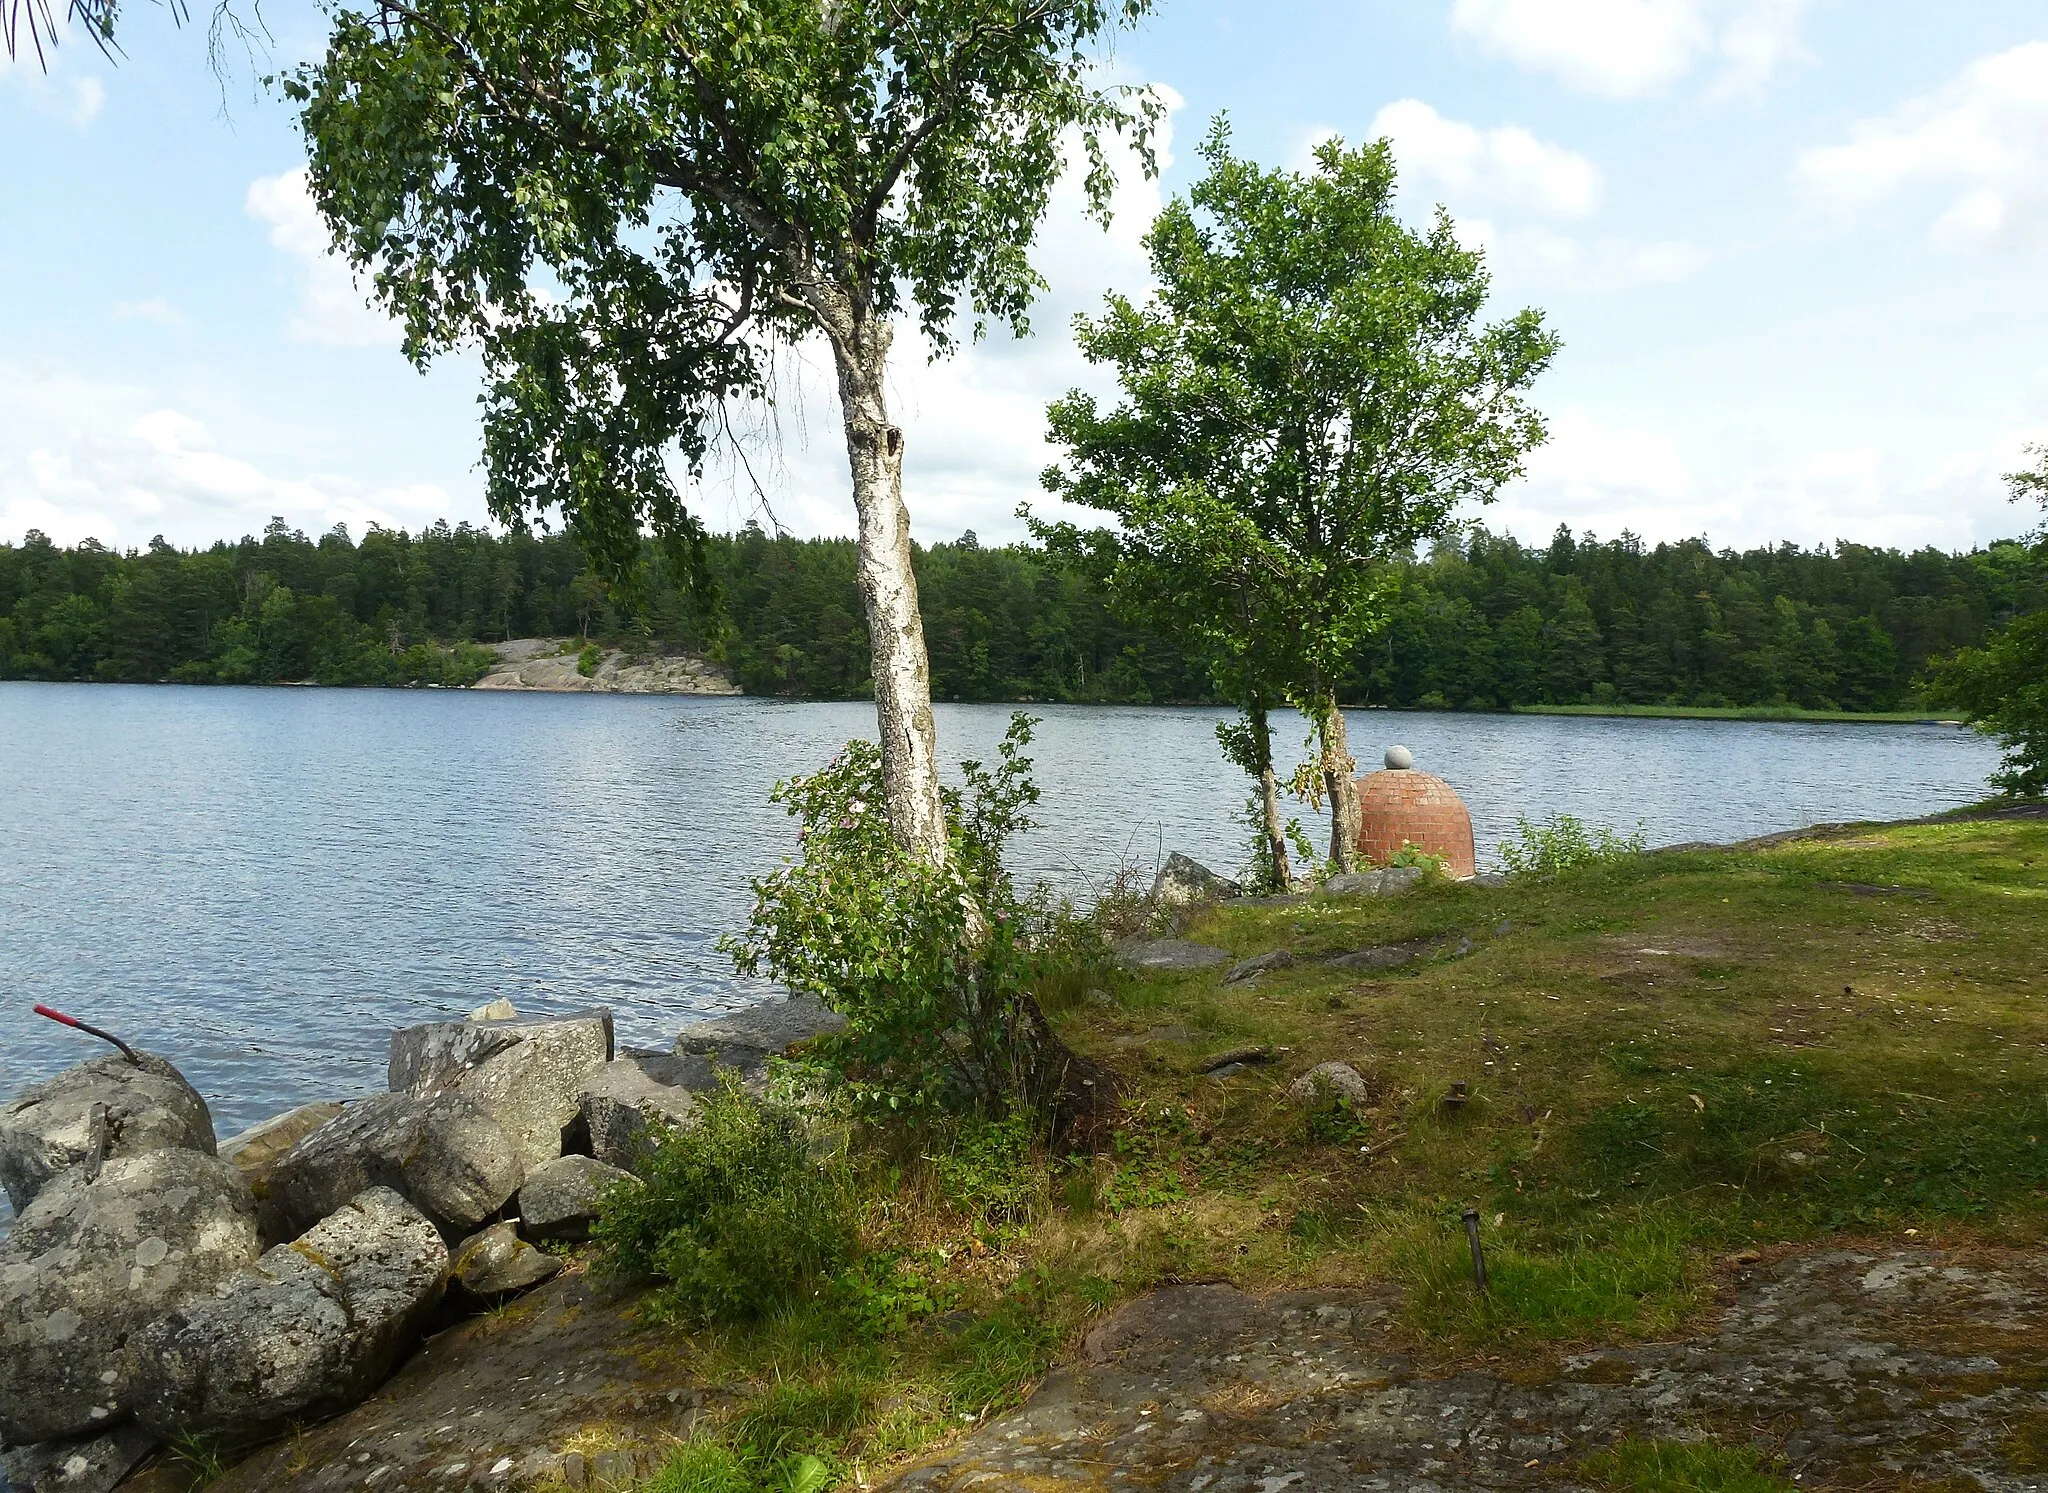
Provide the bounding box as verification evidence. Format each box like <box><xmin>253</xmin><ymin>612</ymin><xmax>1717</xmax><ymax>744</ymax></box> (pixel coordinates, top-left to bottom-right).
<box><xmin>565</xmin><ymin>811</ymin><xmax>2047</xmax><ymax>1490</ymax></box>
<box><xmin>1511</xmin><ymin>702</ymin><xmax>1961</xmax><ymax>724</ymax></box>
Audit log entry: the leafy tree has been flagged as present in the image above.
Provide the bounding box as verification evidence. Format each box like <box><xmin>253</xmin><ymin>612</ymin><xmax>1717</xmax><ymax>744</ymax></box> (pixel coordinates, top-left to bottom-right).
<box><xmin>288</xmin><ymin>0</ymin><xmax>1158</xmax><ymax>861</ymax></box>
<box><xmin>1040</xmin><ymin>121</ymin><xmax>1557</xmax><ymax>870</ymax></box>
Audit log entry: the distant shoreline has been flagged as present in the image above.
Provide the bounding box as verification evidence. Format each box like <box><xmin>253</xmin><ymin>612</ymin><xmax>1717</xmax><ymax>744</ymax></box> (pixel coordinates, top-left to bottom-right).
<box><xmin>1510</xmin><ymin>702</ymin><xmax>1961</xmax><ymax>726</ymax></box>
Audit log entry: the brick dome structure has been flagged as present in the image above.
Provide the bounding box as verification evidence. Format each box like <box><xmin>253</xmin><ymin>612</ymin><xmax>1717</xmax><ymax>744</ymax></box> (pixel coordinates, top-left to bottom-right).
<box><xmin>1354</xmin><ymin>747</ymin><xmax>1477</xmax><ymax>878</ymax></box>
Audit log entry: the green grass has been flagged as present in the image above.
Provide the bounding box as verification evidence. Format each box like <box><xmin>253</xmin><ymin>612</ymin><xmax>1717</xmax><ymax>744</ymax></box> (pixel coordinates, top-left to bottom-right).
<box><xmin>604</xmin><ymin>812</ymin><xmax>2047</xmax><ymax>1489</ymax></box>
<box><xmin>1511</xmin><ymin>702</ymin><xmax>1958</xmax><ymax>723</ymax></box>
<box><xmin>1583</xmin><ymin>1437</ymin><xmax>1795</xmax><ymax>1492</ymax></box>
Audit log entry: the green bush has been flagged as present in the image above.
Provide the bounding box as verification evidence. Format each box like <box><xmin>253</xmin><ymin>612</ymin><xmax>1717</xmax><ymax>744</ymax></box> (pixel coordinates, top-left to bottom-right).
<box><xmin>1926</xmin><ymin>608</ymin><xmax>2048</xmax><ymax>797</ymax></box>
<box><xmin>1496</xmin><ymin>812</ymin><xmax>1646</xmax><ymax>879</ymax></box>
<box><xmin>576</xmin><ymin>643</ymin><xmax>602</xmax><ymax>677</ymax></box>
<box><xmin>727</xmin><ymin>714</ymin><xmax>1085</xmax><ymax>1123</ymax></box>
<box><xmin>590</xmin><ymin>1075</ymin><xmax>854</xmax><ymax>1325</ymax></box>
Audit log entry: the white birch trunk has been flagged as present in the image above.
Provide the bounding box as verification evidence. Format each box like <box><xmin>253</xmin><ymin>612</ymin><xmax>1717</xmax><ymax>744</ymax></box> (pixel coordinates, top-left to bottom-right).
<box><xmin>827</xmin><ymin>312</ymin><xmax>949</xmax><ymax>864</ymax></box>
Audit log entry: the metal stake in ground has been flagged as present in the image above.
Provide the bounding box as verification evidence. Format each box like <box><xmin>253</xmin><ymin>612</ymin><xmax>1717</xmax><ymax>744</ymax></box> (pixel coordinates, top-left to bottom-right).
<box><xmin>1462</xmin><ymin>1207</ymin><xmax>1490</xmax><ymax>1292</ymax></box>
<box><xmin>33</xmin><ymin>1004</ymin><xmax>142</xmax><ymax>1064</ymax></box>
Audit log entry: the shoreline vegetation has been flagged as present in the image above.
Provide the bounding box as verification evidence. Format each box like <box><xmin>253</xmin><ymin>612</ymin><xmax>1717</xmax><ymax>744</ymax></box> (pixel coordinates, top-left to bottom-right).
<box><xmin>81</xmin><ymin>799</ymin><xmax>2047</xmax><ymax>1492</ymax></box>
<box><xmin>3</xmin><ymin>522</ymin><xmax>2043</xmax><ymax>717</ymax></box>
<box><xmin>1508</xmin><ymin>702</ymin><xmax>1962</xmax><ymax>724</ymax></box>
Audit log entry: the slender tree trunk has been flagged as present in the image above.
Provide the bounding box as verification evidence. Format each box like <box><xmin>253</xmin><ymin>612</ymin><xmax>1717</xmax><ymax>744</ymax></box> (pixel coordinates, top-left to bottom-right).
<box><xmin>1248</xmin><ymin>701</ymin><xmax>1293</xmax><ymax>892</ymax></box>
<box><xmin>827</xmin><ymin>310</ymin><xmax>948</xmax><ymax>864</ymax></box>
<box><xmin>1318</xmin><ymin>692</ymin><xmax>1361</xmax><ymax>873</ymax></box>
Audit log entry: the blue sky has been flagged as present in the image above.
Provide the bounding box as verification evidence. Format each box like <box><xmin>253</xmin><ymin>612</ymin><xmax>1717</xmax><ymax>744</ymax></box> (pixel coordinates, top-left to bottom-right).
<box><xmin>5</xmin><ymin>0</ymin><xmax>2047</xmax><ymax>557</ymax></box>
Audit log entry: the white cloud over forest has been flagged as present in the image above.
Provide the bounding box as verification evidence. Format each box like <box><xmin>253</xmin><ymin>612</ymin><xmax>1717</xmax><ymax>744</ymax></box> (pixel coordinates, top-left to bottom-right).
<box><xmin>1449</xmin><ymin>0</ymin><xmax>1812</xmax><ymax>99</ymax></box>
<box><xmin>1796</xmin><ymin>41</ymin><xmax>2048</xmax><ymax>250</ymax></box>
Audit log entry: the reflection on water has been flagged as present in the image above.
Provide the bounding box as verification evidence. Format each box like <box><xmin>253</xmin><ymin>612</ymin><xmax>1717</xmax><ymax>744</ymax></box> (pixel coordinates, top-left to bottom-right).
<box><xmin>0</xmin><ymin>683</ymin><xmax>1997</xmax><ymax>1160</ymax></box>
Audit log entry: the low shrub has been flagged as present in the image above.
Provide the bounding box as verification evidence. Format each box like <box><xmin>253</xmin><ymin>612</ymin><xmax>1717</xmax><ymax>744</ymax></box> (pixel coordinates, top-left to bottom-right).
<box><xmin>1583</xmin><ymin>1436</ymin><xmax>1793</xmax><ymax>1492</ymax></box>
<box><xmin>1496</xmin><ymin>812</ymin><xmax>1646</xmax><ymax>879</ymax></box>
<box><xmin>727</xmin><ymin>714</ymin><xmax>1091</xmax><ymax>1125</ymax></box>
<box><xmin>590</xmin><ymin>1075</ymin><xmax>854</xmax><ymax>1326</ymax></box>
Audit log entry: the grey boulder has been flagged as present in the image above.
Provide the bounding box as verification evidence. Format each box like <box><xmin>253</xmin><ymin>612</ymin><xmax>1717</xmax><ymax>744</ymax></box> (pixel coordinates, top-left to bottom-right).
<box><xmin>519</xmin><ymin>1154</ymin><xmax>634</xmax><ymax>1243</ymax></box>
<box><xmin>0</xmin><ymin>1051</ymin><xmax>217</xmax><ymax>1213</ymax></box>
<box><xmin>219</xmin><ymin>1101</ymin><xmax>348</xmax><ymax>1246</ymax></box>
<box><xmin>450</xmin><ymin>1220</ymin><xmax>562</xmax><ymax>1299</ymax></box>
<box><xmin>577</xmin><ymin>1055</ymin><xmax>705</xmax><ymax>1168</ymax></box>
<box><xmin>0</xmin><ymin>1149</ymin><xmax>260</xmax><ymax>1445</ymax></box>
<box><xmin>1287</xmin><ymin>1061</ymin><xmax>1371</xmax><ymax>1105</ymax></box>
<box><xmin>267</xmin><ymin>1091</ymin><xmax>523</xmax><ymax>1241</ymax></box>
<box><xmin>389</xmin><ymin>1009</ymin><xmax>614</xmax><ymax>1171</ymax></box>
<box><xmin>1223</xmin><ymin>949</ymin><xmax>1295</xmax><ymax>984</ymax></box>
<box><xmin>1322</xmin><ymin>865</ymin><xmax>1426</xmax><ymax>899</ymax></box>
<box><xmin>1114</xmin><ymin>939</ymin><xmax>1232</xmax><ymax>973</ymax></box>
<box><xmin>135</xmin><ymin>1187</ymin><xmax>447</xmax><ymax>1443</ymax></box>
<box><xmin>672</xmin><ymin>993</ymin><xmax>847</xmax><ymax>1071</ymax></box>
<box><xmin>1148</xmin><ymin>853</ymin><xmax>1243</xmax><ymax>908</ymax></box>
<box><xmin>0</xmin><ymin>1423</ymin><xmax>157</xmax><ymax>1493</ymax></box>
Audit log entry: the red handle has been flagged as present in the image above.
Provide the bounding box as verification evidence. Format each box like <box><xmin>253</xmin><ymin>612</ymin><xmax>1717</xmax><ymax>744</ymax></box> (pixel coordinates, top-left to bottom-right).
<box><xmin>32</xmin><ymin>1004</ymin><xmax>141</xmax><ymax>1063</ymax></box>
<box><xmin>34</xmin><ymin>1004</ymin><xmax>83</xmax><ymax>1028</ymax></box>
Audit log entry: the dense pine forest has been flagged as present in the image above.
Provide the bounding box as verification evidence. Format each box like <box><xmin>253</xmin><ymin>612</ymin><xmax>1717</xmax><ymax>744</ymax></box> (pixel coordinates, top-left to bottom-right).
<box><xmin>2</xmin><ymin>519</ymin><xmax>2042</xmax><ymax>711</ymax></box>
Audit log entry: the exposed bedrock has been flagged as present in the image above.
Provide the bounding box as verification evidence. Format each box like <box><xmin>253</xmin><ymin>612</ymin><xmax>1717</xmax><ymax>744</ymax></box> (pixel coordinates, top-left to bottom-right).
<box><xmin>0</xmin><ymin>1051</ymin><xmax>217</xmax><ymax>1213</ymax></box>
<box><xmin>0</xmin><ymin>1148</ymin><xmax>260</xmax><ymax>1445</ymax></box>
<box><xmin>135</xmin><ymin>1187</ymin><xmax>448</xmax><ymax>1443</ymax></box>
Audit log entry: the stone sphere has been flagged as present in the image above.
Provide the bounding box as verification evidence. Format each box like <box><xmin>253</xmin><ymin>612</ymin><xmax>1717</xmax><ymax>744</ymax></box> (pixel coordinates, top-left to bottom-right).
<box><xmin>1353</xmin><ymin>766</ymin><xmax>1476</xmax><ymax>878</ymax></box>
<box><xmin>1384</xmin><ymin>744</ymin><xmax>1414</xmax><ymax>770</ymax></box>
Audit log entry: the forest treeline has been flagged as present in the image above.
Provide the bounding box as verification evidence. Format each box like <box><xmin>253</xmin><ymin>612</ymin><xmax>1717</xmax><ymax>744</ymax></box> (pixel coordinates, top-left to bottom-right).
<box><xmin>2</xmin><ymin>519</ymin><xmax>2043</xmax><ymax>710</ymax></box>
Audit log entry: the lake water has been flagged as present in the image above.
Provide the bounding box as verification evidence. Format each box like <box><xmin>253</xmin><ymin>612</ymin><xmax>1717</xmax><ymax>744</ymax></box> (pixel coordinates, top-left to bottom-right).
<box><xmin>0</xmin><ymin>682</ymin><xmax>2000</xmax><ymax>1228</ymax></box>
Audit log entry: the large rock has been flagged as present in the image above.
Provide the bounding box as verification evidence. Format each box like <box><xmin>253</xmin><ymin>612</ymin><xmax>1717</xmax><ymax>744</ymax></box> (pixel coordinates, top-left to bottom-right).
<box><xmin>0</xmin><ymin>1051</ymin><xmax>217</xmax><ymax>1213</ymax></box>
<box><xmin>519</xmin><ymin>1154</ymin><xmax>634</xmax><ymax>1243</ymax></box>
<box><xmin>577</xmin><ymin>1056</ymin><xmax>704</xmax><ymax>1169</ymax></box>
<box><xmin>1113</xmin><ymin>939</ymin><xmax>1232</xmax><ymax>972</ymax></box>
<box><xmin>389</xmin><ymin>1009</ymin><xmax>614</xmax><ymax>1171</ymax></box>
<box><xmin>1147</xmin><ymin>853</ymin><xmax>1243</xmax><ymax>908</ymax></box>
<box><xmin>266</xmin><ymin>1092</ymin><xmax>523</xmax><ymax>1242</ymax></box>
<box><xmin>672</xmin><ymin>993</ymin><xmax>847</xmax><ymax>1071</ymax></box>
<box><xmin>0</xmin><ymin>1423</ymin><xmax>157</xmax><ymax>1493</ymax></box>
<box><xmin>450</xmin><ymin>1221</ymin><xmax>561</xmax><ymax>1300</ymax></box>
<box><xmin>1287</xmin><ymin>1061</ymin><xmax>1371</xmax><ymax>1105</ymax></box>
<box><xmin>0</xmin><ymin>1149</ymin><xmax>259</xmax><ymax>1445</ymax></box>
<box><xmin>135</xmin><ymin>1187</ymin><xmax>447</xmax><ymax>1443</ymax></box>
<box><xmin>219</xmin><ymin>1101</ymin><xmax>348</xmax><ymax>1247</ymax></box>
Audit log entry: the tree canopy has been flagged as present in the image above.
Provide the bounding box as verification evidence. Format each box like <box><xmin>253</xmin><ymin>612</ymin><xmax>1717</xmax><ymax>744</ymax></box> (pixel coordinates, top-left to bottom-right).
<box><xmin>1038</xmin><ymin>121</ymin><xmax>1557</xmax><ymax>870</ymax></box>
<box><xmin>291</xmin><ymin>0</ymin><xmax>1156</xmax><ymax>857</ymax></box>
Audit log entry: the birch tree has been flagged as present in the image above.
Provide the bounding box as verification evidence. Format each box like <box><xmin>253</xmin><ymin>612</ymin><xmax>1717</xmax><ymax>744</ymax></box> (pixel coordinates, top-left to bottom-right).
<box><xmin>1041</xmin><ymin>121</ymin><xmax>1556</xmax><ymax>871</ymax></box>
<box><xmin>288</xmin><ymin>0</ymin><xmax>1158</xmax><ymax>860</ymax></box>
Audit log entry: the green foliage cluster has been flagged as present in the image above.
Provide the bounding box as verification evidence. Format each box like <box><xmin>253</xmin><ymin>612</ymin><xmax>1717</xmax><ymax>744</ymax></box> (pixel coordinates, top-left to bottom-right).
<box><xmin>591</xmin><ymin>1076</ymin><xmax>855</xmax><ymax>1327</ymax></box>
<box><xmin>3</xmin><ymin>520</ymin><xmax>2041</xmax><ymax>707</ymax></box>
<box><xmin>1496</xmin><ymin>812</ymin><xmax>1648</xmax><ymax>879</ymax></box>
<box><xmin>727</xmin><ymin>714</ymin><xmax>1081</xmax><ymax>1123</ymax></box>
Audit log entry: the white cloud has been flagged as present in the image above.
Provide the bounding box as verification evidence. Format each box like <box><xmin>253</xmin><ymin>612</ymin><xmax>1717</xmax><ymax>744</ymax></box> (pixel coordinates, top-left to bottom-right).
<box><xmin>245</xmin><ymin>166</ymin><xmax>401</xmax><ymax>348</ymax></box>
<box><xmin>1449</xmin><ymin>0</ymin><xmax>1811</xmax><ymax>100</ymax></box>
<box><xmin>1796</xmin><ymin>42</ymin><xmax>2048</xmax><ymax>250</ymax></box>
<box><xmin>0</xmin><ymin>371</ymin><xmax>465</xmax><ymax>550</ymax></box>
<box><xmin>111</xmin><ymin>297</ymin><xmax>183</xmax><ymax>326</ymax></box>
<box><xmin>1370</xmin><ymin>99</ymin><xmax>1603</xmax><ymax>219</ymax></box>
<box><xmin>1481</xmin><ymin>409</ymin><xmax>2045</xmax><ymax>552</ymax></box>
<box><xmin>0</xmin><ymin>51</ymin><xmax>106</xmax><ymax>127</ymax></box>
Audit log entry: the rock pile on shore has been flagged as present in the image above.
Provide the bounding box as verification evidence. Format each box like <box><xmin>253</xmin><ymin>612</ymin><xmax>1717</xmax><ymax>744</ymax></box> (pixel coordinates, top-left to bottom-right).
<box><xmin>0</xmin><ymin>994</ymin><xmax>845</xmax><ymax>1493</ymax></box>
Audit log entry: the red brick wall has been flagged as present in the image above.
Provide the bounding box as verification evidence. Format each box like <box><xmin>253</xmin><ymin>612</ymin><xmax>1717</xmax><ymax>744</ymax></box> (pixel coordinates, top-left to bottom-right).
<box><xmin>1353</xmin><ymin>770</ymin><xmax>1477</xmax><ymax>878</ymax></box>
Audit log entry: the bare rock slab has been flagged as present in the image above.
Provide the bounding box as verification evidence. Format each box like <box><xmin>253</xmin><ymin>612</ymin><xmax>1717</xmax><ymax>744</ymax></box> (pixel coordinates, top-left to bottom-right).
<box><xmin>135</xmin><ymin>1187</ymin><xmax>448</xmax><ymax>1444</ymax></box>
<box><xmin>267</xmin><ymin>1092</ymin><xmax>523</xmax><ymax>1241</ymax></box>
<box><xmin>218</xmin><ymin>1101</ymin><xmax>347</xmax><ymax>1247</ymax></box>
<box><xmin>0</xmin><ymin>1422</ymin><xmax>157</xmax><ymax>1493</ymax></box>
<box><xmin>577</xmin><ymin>1057</ymin><xmax>703</xmax><ymax>1169</ymax></box>
<box><xmin>451</xmin><ymin>1221</ymin><xmax>562</xmax><ymax>1300</ymax></box>
<box><xmin>672</xmin><ymin>993</ymin><xmax>847</xmax><ymax>1071</ymax></box>
<box><xmin>0</xmin><ymin>1051</ymin><xmax>217</xmax><ymax>1213</ymax></box>
<box><xmin>0</xmin><ymin>1149</ymin><xmax>259</xmax><ymax>1445</ymax></box>
<box><xmin>389</xmin><ymin>1009</ymin><xmax>614</xmax><ymax>1172</ymax></box>
<box><xmin>1223</xmin><ymin>948</ymin><xmax>1295</xmax><ymax>984</ymax></box>
<box><xmin>520</xmin><ymin>1155</ymin><xmax>633</xmax><ymax>1243</ymax></box>
<box><xmin>1322</xmin><ymin>864</ymin><xmax>1426</xmax><ymax>899</ymax></box>
<box><xmin>1114</xmin><ymin>938</ymin><xmax>1232</xmax><ymax>972</ymax></box>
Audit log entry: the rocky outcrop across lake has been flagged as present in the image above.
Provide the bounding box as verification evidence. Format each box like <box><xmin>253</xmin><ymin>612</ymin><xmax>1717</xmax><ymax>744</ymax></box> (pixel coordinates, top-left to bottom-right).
<box><xmin>471</xmin><ymin>637</ymin><xmax>741</xmax><ymax>694</ymax></box>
